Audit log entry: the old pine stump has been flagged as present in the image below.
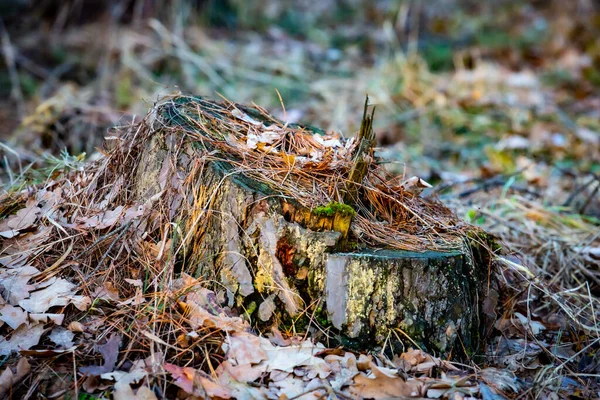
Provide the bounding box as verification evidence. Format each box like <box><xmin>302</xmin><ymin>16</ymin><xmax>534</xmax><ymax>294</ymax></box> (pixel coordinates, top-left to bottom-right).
<box><xmin>129</xmin><ymin>96</ymin><xmax>496</xmax><ymax>356</ymax></box>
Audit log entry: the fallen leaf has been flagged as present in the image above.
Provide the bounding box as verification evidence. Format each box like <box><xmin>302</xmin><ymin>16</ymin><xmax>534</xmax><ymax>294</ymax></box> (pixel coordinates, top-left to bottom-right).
<box><xmin>225</xmin><ymin>332</ymin><xmax>267</xmax><ymax>365</ymax></box>
<box><xmin>350</xmin><ymin>362</ymin><xmax>422</xmax><ymax>399</ymax></box>
<box><xmin>93</xmin><ymin>281</ymin><xmax>121</xmax><ymax>302</ymax></box>
<box><xmin>49</xmin><ymin>327</ymin><xmax>75</xmax><ymax>348</ymax></box>
<box><xmin>181</xmin><ymin>292</ymin><xmax>249</xmax><ymax>332</ymax></box>
<box><xmin>114</xmin><ymin>383</ymin><xmax>157</xmax><ymax>400</ymax></box>
<box><xmin>0</xmin><ymin>324</ymin><xmax>44</xmax><ymax>355</ymax></box>
<box><xmin>6</xmin><ymin>206</ymin><xmax>41</xmax><ymax>231</ymax></box>
<box><xmin>164</xmin><ymin>363</ymin><xmax>232</xmax><ymax>398</ymax></box>
<box><xmin>80</xmin><ymin>333</ymin><xmax>121</xmax><ymax>375</ymax></box>
<box><xmin>67</xmin><ymin>321</ymin><xmax>85</xmax><ymax>332</ymax></box>
<box><xmin>19</xmin><ymin>278</ymin><xmax>89</xmax><ymax>313</ymax></box>
<box><xmin>29</xmin><ymin>313</ymin><xmax>64</xmax><ymax>325</ymax></box>
<box><xmin>0</xmin><ymin>266</ymin><xmax>40</xmax><ymax>304</ymax></box>
<box><xmin>0</xmin><ymin>305</ymin><xmax>28</xmax><ymax>329</ymax></box>
<box><xmin>0</xmin><ymin>357</ymin><xmax>30</xmax><ymax>397</ymax></box>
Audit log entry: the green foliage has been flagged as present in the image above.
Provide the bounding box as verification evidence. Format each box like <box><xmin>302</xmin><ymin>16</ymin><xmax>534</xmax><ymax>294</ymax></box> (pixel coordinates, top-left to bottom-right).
<box><xmin>39</xmin><ymin>149</ymin><xmax>86</xmax><ymax>178</ymax></box>
<box><xmin>421</xmin><ymin>42</ymin><xmax>455</xmax><ymax>72</ymax></box>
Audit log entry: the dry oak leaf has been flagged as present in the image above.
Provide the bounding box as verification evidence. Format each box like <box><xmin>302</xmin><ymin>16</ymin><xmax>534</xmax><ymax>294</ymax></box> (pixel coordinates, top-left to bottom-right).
<box><xmin>49</xmin><ymin>327</ymin><xmax>75</xmax><ymax>348</ymax></box>
<box><xmin>180</xmin><ymin>292</ymin><xmax>249</xmax><ymax>332</ymax></box>
<box><xmin>226</xmin><ymin>332</ymin><xmax>267</xmax><ymax>365</ymax></box>
<box><xmin>394</xmin><ymin>348</ymin><xmax>459</xmax><ymax>373</ymax></box>
<box><xmin>6</xmin><ymin>206</ymin><xmax>41</xmax><ymax>231</ymax></box>
<box><xmin>164</xmin><ymin>363</ymin><xmax>232</xmax><ymax>399</ymax></box>
<box><xmin>113</xmin><ymin>383</ymin><xmax>157</xmax><ymax>400</ymax></box>
<box><xmin>19</xmin><ymin>278</ymin><xmax>90</xmax><ymax>313</ymax></box>
<box><xmin>80</xmin><ymin>333</ymin><xmax>121</xmax><ymax>375</ymax></box>
<box><xmin>0</xmin><ymin>266</ymin><xmax>39</xmax><ymax>304</ymax></box>
<box><xmin>0</xmin><ymin>357</ymin><xmax>30</xmax><ymax>398</ymax></box>
<box><xmin>258</xmin><ymin>337</ymin><xmax>331</xmax><ymax>379</ymax></box>
<box><xmin>350</xmin><ymin>362</ymin><xmax>422</xmax><ymax>399</ymax></box>
<box><xmin>0</xmin><ymin>323</ymin><xmax>44</xmax><ymax>355</ymax></box>
<box><xmin>0</xmin><ymin>304</ymin><xmax>28</xmax><ymax>330</ymax></box>
<box><xmin>77</xmin><ymin>206</ymin><xmax>124</xmax><ymax>229</ymax></box>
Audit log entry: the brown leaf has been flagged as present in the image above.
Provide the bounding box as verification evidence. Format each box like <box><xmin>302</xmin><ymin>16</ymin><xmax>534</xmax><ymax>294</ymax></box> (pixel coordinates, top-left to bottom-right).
<box><xmin>67</xmin><ymin>321</ymin><xmax>85</xmax><ymax>332</ymax></box>
<box><xmin>93</xmin><ymin>282</ymin><xmax>121</xmax><ymax>302</ymax></box>
<box><xmin>0</xmin><ymin>324</ymin><xmax>44</xmax><ymax>355</ymax></box>
<box><xmin>6</xmin><ymin>206</ymin><xmax>41</xmax><ymax>231</ymax></box>
<box><xmin>0</xmin><ymin>305</ymin><xmax>28</xmax><ymax>330</ymax></box>
<box><xmin>164</xmin><ymin>363</ymin><xmax>232</xmax><ymax>399</ymax></box>
<box><xmin>226</xmin><ymin>332</ymin><xmax>267</xmax><ymax>365</ymax></box>
<box><xmin>77</xmin><ymin>206</ymin><xmax>124</xmax><ymax>229</ymax></box>
<box><xmin>0</xmin><ymin>266</ymin><xmax>39</xmax><ymax>304</ymax></box>
<box><xmin>0</xmin><ymin>358</ymin><xmax>30</xmax><ymax>397</ymax></box>
<box><xmin>49</xmin><ymin>327</ymin><xmax>75</xmax><ymax>348</ymax></box>
<box><xmin>19</xmin><ymin>278</ymin><xmax>89</xmax><ymax>313</ymax></box>
<box><xmin>180</xmin><ymin>292</ymin><xmax>249</xmax><ymax>332</ymax></box>
<box><xmin>114</xmin><ymin>383</ymin><xmax>157</xmax><ymax>400</ymax></box>
<box><xmin>350</xmin><ymin>362</ymin><xmax>422</xmax><ymax>399</ymax></box>
<box><xmin>80</xmin><ymin>333</ymin><xmax>121</xmax><ymax>375</ymax></box>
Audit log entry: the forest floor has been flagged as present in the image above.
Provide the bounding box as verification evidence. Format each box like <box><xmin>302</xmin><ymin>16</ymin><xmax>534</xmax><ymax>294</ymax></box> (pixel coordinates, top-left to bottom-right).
<box><xmin>0</xmin><ymin>1</ymin><xmax>600</xmax><ymax>399</ymax></box>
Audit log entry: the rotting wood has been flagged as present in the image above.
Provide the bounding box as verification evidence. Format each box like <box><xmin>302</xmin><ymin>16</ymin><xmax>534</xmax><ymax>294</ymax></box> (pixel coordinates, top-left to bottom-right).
<box><xmin>126</xmin><ymin>95</ymin><xmax>497</xmax><ymax>355</ymax></box>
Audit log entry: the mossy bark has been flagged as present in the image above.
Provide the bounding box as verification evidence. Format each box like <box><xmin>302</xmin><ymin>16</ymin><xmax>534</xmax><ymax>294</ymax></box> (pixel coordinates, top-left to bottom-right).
<box><xmin>133</xmin><ymin>128</ymin><xmax>495</xmax><ymax>356</ymax></box>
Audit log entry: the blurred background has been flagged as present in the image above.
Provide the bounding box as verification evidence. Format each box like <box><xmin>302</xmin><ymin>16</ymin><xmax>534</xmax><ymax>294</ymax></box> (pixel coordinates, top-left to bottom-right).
<box><xmin>1</xmin><ymin>1</ymin><xmax>600</xmax><ymax>286</ymax></box>
<box><xmin>1</xmin><ymin>1</ymin><xmax>598</xmax><ymax>152</ymax></box>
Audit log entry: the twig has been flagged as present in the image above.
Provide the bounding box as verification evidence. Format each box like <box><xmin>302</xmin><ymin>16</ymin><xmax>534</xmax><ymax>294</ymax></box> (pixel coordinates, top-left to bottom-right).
<box><xmin>85</xmin><ymin>221</ymin><xmax>132</xmax><ymax>279</ymax></box>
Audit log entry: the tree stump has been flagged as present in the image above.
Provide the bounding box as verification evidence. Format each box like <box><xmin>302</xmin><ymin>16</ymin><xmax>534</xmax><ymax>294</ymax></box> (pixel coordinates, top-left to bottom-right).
<box><xmin>127</xmin><ymin>96</ymin><xmax>495</xmax><ymax>355</ymax></box>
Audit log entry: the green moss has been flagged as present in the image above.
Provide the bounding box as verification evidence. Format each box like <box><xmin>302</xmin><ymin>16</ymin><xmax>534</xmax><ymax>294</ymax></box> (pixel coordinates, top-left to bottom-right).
<box><xmin>243</xmin><ymin>301</ymin><xmax>257</xmax><ymax>322</ymax></box>
<box><xmin>312</xmin><ymin>202</ymin><xmax>356</xmax><ymax>217</ymax></box>
<box><xmin>314</xmin><ymin>306</ymin><xmax>330</xmax><ymax>327</ymax></box>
